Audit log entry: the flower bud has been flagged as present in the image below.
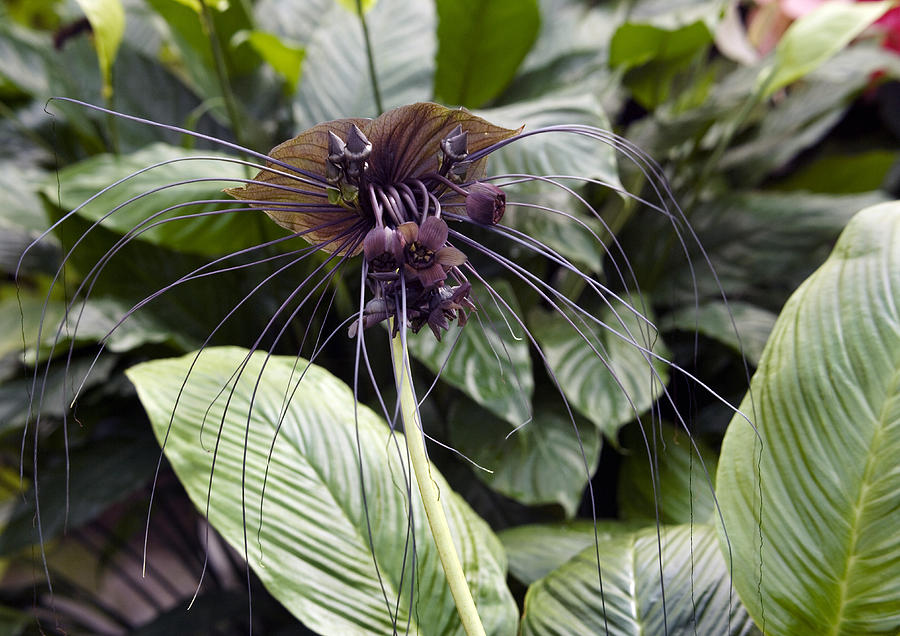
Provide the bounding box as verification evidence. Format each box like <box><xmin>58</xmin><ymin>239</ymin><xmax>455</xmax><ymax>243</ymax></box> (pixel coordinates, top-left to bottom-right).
<box><xmin>465</xmin><ymin>182</ymin><xmax>506</xmax><ymax>225</ymax></box>
<box><xmin>441</xmin><ymin>125</ymin><xmax>468</xmax><ymax>162</ymax></box>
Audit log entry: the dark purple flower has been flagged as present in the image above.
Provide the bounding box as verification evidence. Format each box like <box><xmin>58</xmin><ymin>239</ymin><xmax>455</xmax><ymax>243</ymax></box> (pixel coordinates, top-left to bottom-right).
<box><xmin>396</xmin><ymin>217</ymin><xmax>467</xmax><ymax>288</ymax></box>
<box><xmin>363</xmin><ymin>226</ymin><xmax>403</xmax><ymax>272</ymax></box>
<box><xmin>225</xmin><ymin>102</ymin><xmax>520</xmax><ymax>339</ymax></box>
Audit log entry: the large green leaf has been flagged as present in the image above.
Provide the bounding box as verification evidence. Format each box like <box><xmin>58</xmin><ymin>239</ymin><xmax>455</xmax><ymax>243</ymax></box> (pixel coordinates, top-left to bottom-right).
<box><xmin>529</xmin><ymin>300</ymin><xmax>669</xmax><ymax>439</ymax></box>
<box><xmin>498</xmin><ymin>520</ymin><xmax>645</xmax><ymax>585</ymax></box>
<box><xmin>661</xmin><ymin>300</ymin><xmax>777</xmax><ymax>367</ymax></box>
<box><xmin>448</xmin><ymin>401</ymin><xmax>600</xmax><ymax>517</ymax></box>
<box><xmin>618</xmin><ymin>421</ymin><xmax>719</xmax><ymax>525</ymax></box>
<box><xmin>762</xmin><ymin>0</ymin><xmax>893</xmax><ymax>96</ymax></box>
<box><xmin>518</xmin><ymin>0</ymin><xmax>616</xmax><ymax>75</ymax></box>
<box><xmin>716</xmin><ymin>202</ymin><xmax>900</xmax><ymax>634</ymax></box>
<box><xmin>521</xmin><ymin>524</ymin><xmax>756</xmax><ymax>634</ymax></box>
<box><xmin>5</xmin><ymin>295</ymin><xmax>185</xmax><ymax>366</ymax></box>
<box><xmin>290</xmin><ymin>0</ymin><xmax>435</xmax><ymax>128</ymax></box>
<box><xmin>0</xmin><ymin>432</ymin><xmax>159</xmax><ymax>555</ymax></box>
<box><xmin>434</xmin><ymin>0</ymin><xmax>540</xmax><ymax>108</ymax></box>
<box><xmin>652</xmin><ymin>190</ymin><xmax>888</xmax><ymax>305</ymax></box>
<box><xmin>610</xmin><ymin>20</ymin><xmax>714</xmax><ymax>110</ymax></box>
<box><xmin>407</xmin><ymin>279</ymin><xmax>533</xmax><ymax>427</ymax></box>
<box><xmin>479</xmin><ymin>91</ymin><xmax>620</xmax><ymax>190</ymax></box>
<box><xmin>503</xmin><ymin>0</ymin><xmax>617</xmax><ymax>101</ymax></box>
<box><xmin>45</xmin><ymin>143</ymin><xmax>282</xmax><ymax>257</ymax></box>
<box><xmin>231</xmin><ymin>30</ymin><xmax>305</xmax><ymax>94</ymax></box>
<box><xmin>610</xmin><ymin>22</ymin><xmax>712</xmax><ymax>71</ymax></box>
<box><xmin>724</xmin><ymin>45</ymin><xmax>900</xmax><ymax>183</ymax></box>
<box><xmin>126</xmin><ymin>347</ymin><xmax>517</xmax><ymax>634</ymax></box>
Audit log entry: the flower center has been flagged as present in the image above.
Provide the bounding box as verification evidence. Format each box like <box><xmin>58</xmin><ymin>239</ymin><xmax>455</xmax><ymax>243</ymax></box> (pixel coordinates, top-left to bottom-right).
<box><xmin>406</xmin><ymin>241</ymin><xmax>435</xmax><ymax>269</ymax></box>
<box><xmin>321</xmin><ymin>121</ymin><xmax>503</xmax><ymax>340</ymax></box>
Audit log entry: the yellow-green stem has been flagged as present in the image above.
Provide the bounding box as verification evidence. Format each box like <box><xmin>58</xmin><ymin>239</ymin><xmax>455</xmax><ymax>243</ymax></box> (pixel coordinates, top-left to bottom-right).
<box><xmin>390</xmin><ymin>325</ymin><xmax>486</xmax><ymax>636</ymax></box>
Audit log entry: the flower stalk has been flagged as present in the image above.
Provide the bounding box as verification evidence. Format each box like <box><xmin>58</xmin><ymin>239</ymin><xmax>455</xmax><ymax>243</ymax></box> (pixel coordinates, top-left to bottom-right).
<box><xmin>390</xmin><ymin>321</ymin><xmax>486</xmax><ymax>636</ymax></box>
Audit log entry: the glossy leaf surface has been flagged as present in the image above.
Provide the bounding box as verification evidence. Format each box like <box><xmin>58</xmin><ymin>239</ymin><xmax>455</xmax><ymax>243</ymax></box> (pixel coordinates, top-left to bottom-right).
<box><xmin>717</xmin><ymin>202</ymin><xmax>900</xmax><ymax>635</ymax></box>
<box><xmin>521</xmin><ymin>524</ymin><xmax>755</xmax><ymax>635</ymax></box>
<box><xmin>127</xmin><ymin>347</ymin><xmax>518</xmax><ymax>634</ymax></box>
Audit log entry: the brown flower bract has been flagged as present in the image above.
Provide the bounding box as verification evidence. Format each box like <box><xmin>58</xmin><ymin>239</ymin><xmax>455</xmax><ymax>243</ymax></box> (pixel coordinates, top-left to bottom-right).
<box><xmin>225</xmin><ymin>103</ymin><xmax>520</xmax><ymax>255</ymax></box>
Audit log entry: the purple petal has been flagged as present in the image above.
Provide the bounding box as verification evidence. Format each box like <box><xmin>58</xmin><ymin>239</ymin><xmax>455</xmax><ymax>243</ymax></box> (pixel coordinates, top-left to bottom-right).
<box><xmin>418</xmin><ymin>217</ymin><xmax>449</xmax><ymax>249</ymax></box>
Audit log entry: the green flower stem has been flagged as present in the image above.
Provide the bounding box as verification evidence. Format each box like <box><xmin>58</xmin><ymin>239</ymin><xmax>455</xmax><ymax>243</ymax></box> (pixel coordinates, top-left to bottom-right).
<box><xmin>390</xmin><ymin>326</ymin><xmax>486</xmax><ymax>636</ymax></box>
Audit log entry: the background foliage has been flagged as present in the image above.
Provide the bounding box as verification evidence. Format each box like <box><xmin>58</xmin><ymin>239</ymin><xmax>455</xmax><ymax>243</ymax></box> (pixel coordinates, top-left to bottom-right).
<box><xmin>0</xmin><ymin>0</ymin><xmax>898</xmax><ymax>633</ymax></box>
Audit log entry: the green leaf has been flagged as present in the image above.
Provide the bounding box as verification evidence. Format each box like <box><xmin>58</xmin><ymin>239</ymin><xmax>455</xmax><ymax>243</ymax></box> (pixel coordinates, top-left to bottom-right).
<box><xmin>448</xmin><ymin>401</ymin><xmax>600</xmax><ymax>517</ymax></box>
<box><xmin>434</xmin><ymin>0</ymin><xmax>540</xmax><ymax>108</ymax></box>
<box><xmin>521</xmin><ymin>524</ymin><xmax>756</xmax><ymax>634</ymax></box>
<box><xmin>610</xmin><ymin>21</ymin><xmax>711</xmax><ymax>70</ymax></box>
<box><xmin>618</xmin><ymin>421</ymin><xmax>719</xmax><ymax>525</ymax></box>
<box><xmin>498</xmin><ymin>520</ymin><xmax>645</xmax><ymax>585</ymax></box>
<box><xmin>716</xmin><ymin>201</ymin><xmax>900</xmax><ymax>634</ymax></box>
<box><xmin>529</xmin><ymin>300</ymin><xmax>669</xmax><ymax>439</ymax></box>
<box><xmin>407</xmin><ymin>279</ymin><xmax>533</xmax><ymax>427</ymax></box>
<box><xmin>661</xmin><ymin>300</ymin><xmax>777</xmax><ymax>367</ymax></box>
<box><xmin>478</xmin><ymin>91</ymin><xmax>620</xmax><ymax>190</ymax></box>
<box><xmin>762</xmin><ymin>0</ymin><xmax>893</xmax><ymax>96</ymax></box>
<box><xmin>335</xmin><ymin>0</ymin><xmax>376</xmax><ymax>13</ymax></box>
<box><xmin>0</xmin><ymin>605</ymin><xmax>29</xmax><ymax>636</ymax></box>
<box><xmin>724</xmin><ymin>45</ymin><xmax>900</xmax><ymax>183</ymax></box>
<box><xmin>609</xmin><ymin>20</ymin><xmax>714</xmax><ymax>109</ymax></box>
<box><xmin>126</xmin><ymin>347</ymin><xmax>518</xmax><ymax>634</ymax></box>
<box><xmin>774</xmin><ymin>150</ymin><xmax>900</xmax><ymax>194</ymax></box>
<box><xmin>5</xmin><ymin>295</ymin><xmax>185</xmax><ymax>366</ymax></box>
<box><xmin>291</xmin><ymin>0</ymin><xmax>435</xmax><ymax>128</ymax></box>
<box><xmin>44</xmin><ymin>143</ymin><xmax>281</xmax><ymax>257</ymax></box>
<box><xmin>517</xmin><ymin>0</ymin><xmax>617</xmax><ymax>77</ymax></box>
<box><xmin>0</xmin><ymin>356</ymin><xmax>117</xmax><ymax>437</ymax></box>
<box><xmin>653</xmin><ymin>190</ymin><xmax>889</xmax><ymax>305</ymax></box>
<box><xmin>0</xmin><ymin>432</ymin><xmax>159</xmax><ymax>555</ymax></box>
<box><xmin>232</xmin><ymin>30</ymin><xmax>305</xmax><ymax>94</ymax></box>
<box><xmin>74</xmin><ymin>0</ymin><xmax>125</xmax><ymax>99</ymax></box>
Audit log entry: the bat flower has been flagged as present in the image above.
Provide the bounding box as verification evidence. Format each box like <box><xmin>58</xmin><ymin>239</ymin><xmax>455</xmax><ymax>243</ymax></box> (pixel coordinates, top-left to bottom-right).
<box><xmin>224</xmin><ymin>102</ymin><xmax>520</xmax><ymax>340</ymax></box>
<box><xmin>20</xmin><ymin>96</ymin><xmax>745</xmax><ymax>636</ymax></box>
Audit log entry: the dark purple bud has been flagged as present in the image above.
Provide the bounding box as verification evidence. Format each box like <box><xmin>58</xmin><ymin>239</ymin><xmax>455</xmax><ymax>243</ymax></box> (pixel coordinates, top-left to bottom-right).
<box><xmin>465</xmin><ymin>182</ymin><xmax>506</xmax><ymax>225</ymax></box>
<box><xmin>325</xmin><ymin>131</ymin><xmax>346</xmax><ymax>184</ymax></box>
<box><xmin>327</xmin><ymin>131</ymin><xmax>346</xmax><ymax>164</ymax></box>
<box><xmin>348</xmin><ymin>297</ymin><xmax>393</xmax><ymax>338</ymax></box>
<box><xmin>345</xmin><ymin>124</ymin><xmax>372</xmax><ymax>162</ymax></box>
<box><xmin>441</xmin><ymin>125</ymin><xmax>468</xmax><ymax>162</ymax></box>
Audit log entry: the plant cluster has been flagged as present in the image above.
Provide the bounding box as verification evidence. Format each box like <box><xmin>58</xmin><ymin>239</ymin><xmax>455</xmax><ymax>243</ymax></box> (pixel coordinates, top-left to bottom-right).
<box><xmin>0</xmin><ymin>0</ymin><xmax>898</xmax><ymax>634</ymax></box>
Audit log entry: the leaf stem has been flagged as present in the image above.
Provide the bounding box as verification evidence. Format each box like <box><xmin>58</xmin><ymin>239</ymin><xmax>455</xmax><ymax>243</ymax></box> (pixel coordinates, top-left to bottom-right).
<box><xmin>390</xmin><ymin>323</ymin><xmax>485</xmax><ymax>636</ymax></box>
<box><xmin>356</xmin><ymin>0</ymin><xmax>384</xmax><ymax>115</ymax></box>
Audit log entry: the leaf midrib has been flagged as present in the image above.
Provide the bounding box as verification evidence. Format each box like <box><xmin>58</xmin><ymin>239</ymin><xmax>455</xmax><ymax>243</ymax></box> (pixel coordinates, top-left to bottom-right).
<box><xmin>828</xmin><ymin>359</ymin><xmax>900</xmax><ymax>635</ymax></box>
